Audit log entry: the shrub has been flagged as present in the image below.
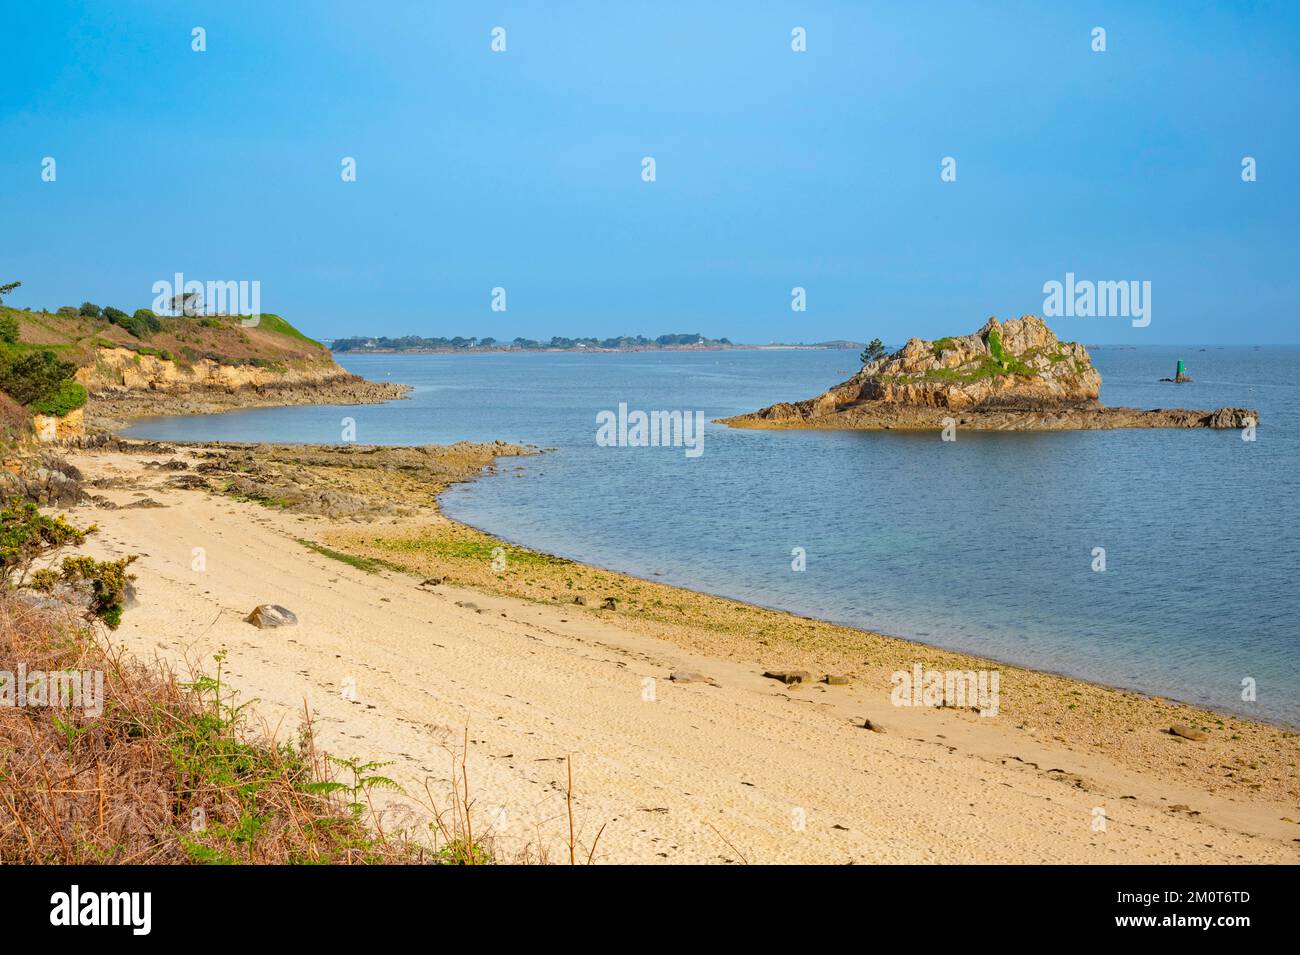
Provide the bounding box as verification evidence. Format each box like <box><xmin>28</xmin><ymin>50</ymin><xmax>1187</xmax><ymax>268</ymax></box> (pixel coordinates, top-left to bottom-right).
<box><xmin>106</xmin><ymin>308</ymin><xmax>163</xmax><ymax>339</ymax></box>
<box><xmin>78</xmin><ymin>302</ymin><xmax>101</xmax><ymax>318</ymax></box>
<box><xmin>0</xmin><ymin>349</ymin><xmax>78</xmax><ymax>407</ymax></box>
<box><xmin>56</xmin><ymin>306</ymin><xmax>78</xmax><ymax>317</ymax></box>
<box><xmin>931</xmin><ymin>337</ymin><xmax>959</xmax><ymax>358</ymax></box>
<box><xmin>0</xmin><ymin>314</ymin><xmax>18</xmax><ymax>345</ymax></box>
<box><xmin>28</xmin><ymin>567</ymin><xmax>60</xmax><ymax>592</ymax></box>
<box><xmin>0</xmin><ymin>502</ymin><xmax>89</xmax><ymax>587</ymax></box>
<box><xmin>29</xmin><ymin>379</ymin><xmax>88</xmax><ymax>417</ymax></box>
<box><xmin>127</xmin><ymin>315</ymin><xmax>157</xmax><ymax>339</ymax></box>
<box><xmin>59</xmin><ymin>555</ymin><xmax>137</xmax><ymax>628</ymax></box>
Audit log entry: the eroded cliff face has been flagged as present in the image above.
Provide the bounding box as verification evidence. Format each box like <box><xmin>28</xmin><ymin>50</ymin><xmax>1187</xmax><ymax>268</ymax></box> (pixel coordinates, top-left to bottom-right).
<box><xmin>79</xmin><ymin>347</ymin><xmax>355</xmax><ymax>395</ymax></box>
<box><xmin>722</xmin><ymin>316</ymin><xmax>1257</xmax><ymax>432</ymax></box>
<box><xmin>77</xmin><ymin>347</ymin><xmax>410</xmax><ymax>432</ymax></box>
<box><xmin>33</xmin><ymin>407</ymin><xmax>85</xmax><ymax>442</ymax></box>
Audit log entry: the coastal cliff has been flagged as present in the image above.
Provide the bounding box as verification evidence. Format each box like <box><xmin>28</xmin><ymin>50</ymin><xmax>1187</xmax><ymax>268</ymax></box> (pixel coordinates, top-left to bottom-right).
<box><xmin>2</xmin><ymin>305</ymin><xmax>409</xmax><ymax>434</ymax></box>
<box><xmin>80</xmin><ymin>344</ymin><xmax>408</xmax><ymax>431</ymax></box>
<box><xmin>722</xmin><ymin>316</ymin><xmax>1257</xmax><ymax>432</ymax></box>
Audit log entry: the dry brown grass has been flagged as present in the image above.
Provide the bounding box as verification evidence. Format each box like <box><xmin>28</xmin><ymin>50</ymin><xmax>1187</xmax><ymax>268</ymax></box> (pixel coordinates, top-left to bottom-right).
<box><xmin>0</xmin><ymin>595</ymin><xmax>418</xmax><ymax>864</ymax></box>
<box><xmin>0</xmin><ymin>392</ymin><xmax>30</xmax><ymax>446</ymax></box>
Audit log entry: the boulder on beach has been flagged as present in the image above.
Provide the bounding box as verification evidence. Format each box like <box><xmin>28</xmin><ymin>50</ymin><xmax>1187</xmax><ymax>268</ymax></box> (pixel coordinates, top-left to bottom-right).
<box><xmin>763</xmin><ymin>670</ymin><xmax>813</xmax><ymax>686</ymax></box>
<box><xmin>245</xmin><ymin>604</ymin><xmax>298</xmax><ymax>629</ymax></box>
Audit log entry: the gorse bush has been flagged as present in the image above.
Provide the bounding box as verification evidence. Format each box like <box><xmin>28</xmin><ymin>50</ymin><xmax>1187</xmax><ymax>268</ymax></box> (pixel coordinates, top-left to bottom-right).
<box><xmin>78</xmin><ymin>302</ymin><xmax>101</xmax><ymax>318</ymax></box>
<box><xmin>29</xmin><ymin>380</ymin><xmax>87</xmax><ymax>417</ymax></box>
<box><xmin>1</xmin><ymin>506</ymin><xmax>131</xmax><ymax>626</ymax></box>
<box><xmin>0</xmin><ymin>349</ymin><xmax>78</xmax><ymax>407</ymax></box>
<box><xmin>57</xmin><ymin>554</ymin><xmax>137</xmax><ymax>629</ymax></box>
<box><xmin>0</xmin><ymin>502</ymin><xmax>89</xmax><ymax>587</ymax></box>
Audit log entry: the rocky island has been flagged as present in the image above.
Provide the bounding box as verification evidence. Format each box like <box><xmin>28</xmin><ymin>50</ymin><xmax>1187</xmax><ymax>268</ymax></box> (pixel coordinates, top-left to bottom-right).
<box><xmin>721</xmin><ymin>316</ymin><xmax>1257</xmax><ymax>432</ymax></box>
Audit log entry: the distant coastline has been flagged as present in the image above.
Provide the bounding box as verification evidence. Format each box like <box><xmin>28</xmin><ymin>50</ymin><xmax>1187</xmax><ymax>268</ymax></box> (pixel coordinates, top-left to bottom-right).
<box><xmin>330</xmin><ymin>333</ymin><xmax>863</xmax><ymax>354</ymax></box>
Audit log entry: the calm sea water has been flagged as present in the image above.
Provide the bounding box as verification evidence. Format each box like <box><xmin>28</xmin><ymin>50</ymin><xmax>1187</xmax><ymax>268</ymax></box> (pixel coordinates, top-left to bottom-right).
<box><xmin>124</xmin><ymin>347</ymin><xmax>1300</xmax><ymax>724</ymax></box>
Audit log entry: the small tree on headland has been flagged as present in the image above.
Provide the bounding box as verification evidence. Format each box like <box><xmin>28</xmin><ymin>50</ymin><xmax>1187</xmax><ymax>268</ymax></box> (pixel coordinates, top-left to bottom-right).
<box><xmin>0</xmin><ymin>281</ymin><xmax>20</xmax><ymax>305</ymax></box>
<box><xmin>859</xmin><ymin>338</ymin><xmax>887</xmax><ymax>366</ymax></box>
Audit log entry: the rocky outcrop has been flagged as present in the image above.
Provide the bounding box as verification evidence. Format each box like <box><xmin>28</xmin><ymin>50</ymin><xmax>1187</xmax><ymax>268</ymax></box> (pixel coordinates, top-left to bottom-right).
<box><xmin>80</xmin><ymin>347</ymin><xmax>358</xmax><ymax>395</ymax></box>
<box><xmin>80</xmin><ymin>346</ymin><xmax>410</xmax><ymax>431</ymax></box>
<box><xmin>0</xmin><ymin>452</ymin><xmax>83</xmax><ymax>506</ymax></box>
<box><xmin>722</xmin><ymin>316</ymin><xmax>1259</xmax><ymax>432</ymax></box>
<box><xmin>32</xmin><ymin>407</ymin><xmax>85</xmax><ymax>443</ymax></box>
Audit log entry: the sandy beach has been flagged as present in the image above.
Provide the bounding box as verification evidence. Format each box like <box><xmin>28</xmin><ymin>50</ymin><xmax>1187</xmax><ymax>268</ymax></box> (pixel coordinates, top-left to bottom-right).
<box><xmin>56</xmin><ymin>442</ymin><xmax>1300</xmax><ymax>864</ymax></box>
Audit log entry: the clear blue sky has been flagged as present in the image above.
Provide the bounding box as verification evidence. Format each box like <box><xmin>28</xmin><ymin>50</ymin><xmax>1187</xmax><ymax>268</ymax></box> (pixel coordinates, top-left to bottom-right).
<box><xmin>2</xmin><ymin>1</ymin><xmax>1297</xmax><ymax>344</ymax></box>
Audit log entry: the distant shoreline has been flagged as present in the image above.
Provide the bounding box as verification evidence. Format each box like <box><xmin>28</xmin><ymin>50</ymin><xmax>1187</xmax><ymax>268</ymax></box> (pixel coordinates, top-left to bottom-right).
<box><xmin>330</xmin><ymin>340</ymin><xmax>863</xmax><ymax>355</ymax></box>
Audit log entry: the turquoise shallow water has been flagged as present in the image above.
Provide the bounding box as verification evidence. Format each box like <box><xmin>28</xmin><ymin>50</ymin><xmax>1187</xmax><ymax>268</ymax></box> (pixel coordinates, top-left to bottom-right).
<box><xmin>124</xmin><ymin>346</ymin><xmax>1300</xmax><ymax>724</ymax></box>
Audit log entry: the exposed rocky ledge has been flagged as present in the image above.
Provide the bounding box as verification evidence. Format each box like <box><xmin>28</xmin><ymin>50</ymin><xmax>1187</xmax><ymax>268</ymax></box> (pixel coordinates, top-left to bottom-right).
<box><xmin>83</xmin><ymin>364</ymin><xmax>410</xmax><ymax>432</ymax></box>
<box><xmin>721</xmin><ymin>316</ymin><xmax>1258</xmax><ymax>432</ymax></box>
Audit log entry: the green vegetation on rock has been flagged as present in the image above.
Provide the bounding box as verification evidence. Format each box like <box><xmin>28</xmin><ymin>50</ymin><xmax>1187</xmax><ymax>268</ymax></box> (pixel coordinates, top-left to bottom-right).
<box><xmin>0</xmin><ymin>348</ymin><xmax>80</xmax><ymax>408</ymax></box>
<box><xmin>29</xmin><ymin>379</ymin><xmax>87</xmax><ymax>416</ymax></box>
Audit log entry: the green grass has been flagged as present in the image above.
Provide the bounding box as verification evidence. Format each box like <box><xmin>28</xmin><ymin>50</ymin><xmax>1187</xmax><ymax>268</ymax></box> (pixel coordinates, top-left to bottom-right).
<box><xmin>985</xmin><ymin>327</ymin><xmax>1036</xmax><ymax>376</ymax></box>
<box><xmin>254</xmin><ymin>313</ymin><xmax>325</xmax><ymax>349</ymax></box>
<box><xmin>296</xmin><ymin>539</ymin><xmax>405</xmax><ymax>574</ymax></box>
<box><xmin>220</xmin><ymin>483</ymin><xmax>296</xmax><ymax>509</ymax></box>
<box><xmin>931</xmin><ymin>336</ymin><xmax>960</xmax><ymax>358</ymax></box>
<box><xmin>926</xmin><ymin>330</ymin><xmax>1035</xmax><ymax>378</ymax></box>
<box><xmin>133</xmin><ymin>345</ymin><xmax>174</xmax><ymax>361</ymax></box>
<box><xmin>919</xmin><ymin>354</ymin><xmax>1033</xmax><ymax>383</ymax></box>
<box><xmin>987</xmin><ymin>327</ymin><xmax>1008</xmax><ymax>364</ymax></box>
<box><xmin>920</xmin><ymin>359</ymin><xmax>1009</xmax><ymax>384</ymax></box>
<box><xmin>373</xmin><ymin>534</ymin><xmax>569</xmax><ymax>568</ymax></box>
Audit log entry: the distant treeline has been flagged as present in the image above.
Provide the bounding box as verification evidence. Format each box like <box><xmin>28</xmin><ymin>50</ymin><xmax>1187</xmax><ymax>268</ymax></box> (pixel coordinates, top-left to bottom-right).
<box><xmin>332</xmin><ymin>333</ymin><xmax>734</xmax><ymax>352</ymax></box>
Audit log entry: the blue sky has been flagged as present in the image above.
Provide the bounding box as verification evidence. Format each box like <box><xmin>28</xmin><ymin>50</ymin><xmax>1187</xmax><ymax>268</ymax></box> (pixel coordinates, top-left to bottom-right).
<box><xmin>2</xmin><ymin>1</ymin><xmax>1297</xmax><ymax>344</ymax></box>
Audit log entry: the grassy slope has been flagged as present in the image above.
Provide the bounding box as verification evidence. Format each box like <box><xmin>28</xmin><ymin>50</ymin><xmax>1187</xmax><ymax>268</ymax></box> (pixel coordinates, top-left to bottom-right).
<box><xmin>2</xmin><ymin>306</ymin><xmax>329</xmax><ymax>372</ymax></box>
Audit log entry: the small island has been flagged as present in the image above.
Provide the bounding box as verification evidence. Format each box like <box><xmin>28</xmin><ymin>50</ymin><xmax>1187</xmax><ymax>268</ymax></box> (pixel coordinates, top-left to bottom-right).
<box><xmin>721</xmin><ymin>316</ymin><xmax>1257</xmax><ymax>432</ymax></box>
